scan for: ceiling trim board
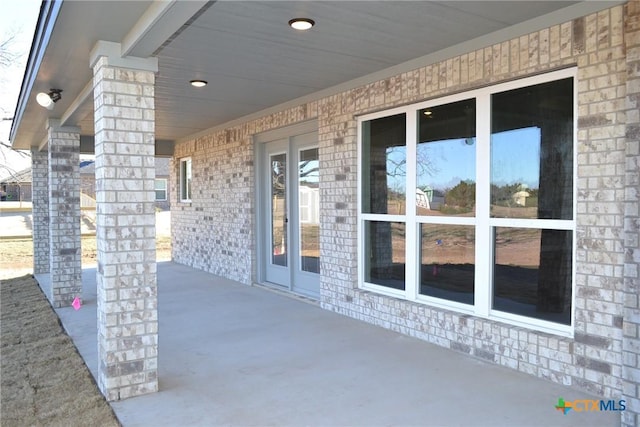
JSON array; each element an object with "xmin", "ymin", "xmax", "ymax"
[
  {"xmin": 122, "ymin": 0, "xmax": 211, "ymax": 58},
  {"xmin": 60, "ymin": 79, "xmax": 93, "ymax": 128}
]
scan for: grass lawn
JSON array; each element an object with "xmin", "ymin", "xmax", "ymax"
[
  {"xmin": 0, "ymin": 275, "xmax": 120, "ymax": 426},
  {"xmin": 0, "ymin": 236, "xmax": 172, "ymax": 280}
]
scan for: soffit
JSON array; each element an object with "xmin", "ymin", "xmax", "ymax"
[
  {"xmin": 151, "ymin": 1, "xmax": 579, "ymax": 141},
  {"xmin": 14, "ymin": 0, "xmax": 603, "ymax": 150}
]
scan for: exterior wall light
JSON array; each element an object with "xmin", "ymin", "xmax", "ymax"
[
  {"xmin": 288, "ymin": 18, "xmax": 315, "ymax": 31},
  {"xmin": 36, "ymin": 89, "xmax": 62, "ymax": 110},
  {"xmin": 190, "ymin": 80, "xmax": 208, "ymax": 88}
]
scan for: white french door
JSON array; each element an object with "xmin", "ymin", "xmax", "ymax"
[{"xmin": 261, "ymin": 131, "xmax": 319, "ymax": 298}]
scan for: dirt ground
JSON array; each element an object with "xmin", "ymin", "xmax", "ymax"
[
  {"xmin": 0, "ymin": 236, "xmax": 172, "ymax": 280},
  {"xmin": 0, "ymin": 275, "xmax": 120, "ymax": 426}
]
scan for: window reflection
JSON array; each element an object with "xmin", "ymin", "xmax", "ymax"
[
  {"xmin": 362, "ymin": 114, "xmax": 406, "ymax": 214},
  {"xmin": 491, "ymin": 78, "xmax": 573, "ymax": 220},
  {"xmin": 364, "ymin": 221, "xmax": 405, "ymax": 290},
  {"xmin": 271, "ymin": 154, "xmax": 287, "ymax": 267},
  {"xmin": 493, "ymin": 227, "xmax": 572, "ymax": 325},
  {"xmin": 419, "ymin": 224, "xmax": 474, "ymax": 304},
  {"xmin": 299, "ymin": 148, "xmax": 319, "ymax": 274},
  {"xmin": 417, "ymin": 99, "xmax": 476, "ymax": 217}
]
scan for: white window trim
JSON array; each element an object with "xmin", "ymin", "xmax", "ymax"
[
  {"xmin": 357, "ymin": 67, "xmax": 577, "ymax": 337},
  {"xmin": 179, "ymin": 157, "xmax": 192, "ymax": 203},
  {"xmin": 155, "ymin": 178, "xmax": 168, "ymax": 201}
]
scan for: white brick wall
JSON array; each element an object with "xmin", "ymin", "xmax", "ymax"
[
  {"xmin": 93, "ymin": 56, "xmax": 158, "ymax": 401},
  {"xmin": 47, "ymin": 123, "xmax": 81, "ymax": 308},
  {"xmin": 172, "ymin": 3, "xmax": 638, "ymax": 420},
  {"xmin": 31, "ymin": 148, "xmax": 49, "ymax": 274},
  {"xmin": 621, "ymin": 2, "xmax": 640, "ymax": 425}
]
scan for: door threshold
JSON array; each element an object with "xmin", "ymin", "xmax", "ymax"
[{"xmin": 252, "ymin": 281, "xmax": 320, "ymax": 306}]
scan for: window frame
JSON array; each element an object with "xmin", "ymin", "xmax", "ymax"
[
  {"xmin": 179, "ymin": 157, "xmax": 192, "ymax": 203},
  {"xmin": 154, "ymin": 178, "xmax": 168, "ymax": 201},
  {"xmin": 357, "ymin": 68, "xmax": 577, "ymax": 336}
]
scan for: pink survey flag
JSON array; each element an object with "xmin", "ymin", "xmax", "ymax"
[{"xmin": 72, "ymin": 297, "xmax": 82, "ymax": 311}]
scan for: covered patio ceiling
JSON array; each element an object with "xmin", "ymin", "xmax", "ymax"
[{"xmin": 10, "ymin": 0, "xmax": 617, "ymax": 152}]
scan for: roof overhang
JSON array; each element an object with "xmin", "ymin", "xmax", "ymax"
[{"xmin": 10, "ymin": 1, "xmax": 624, "ymax": 152}]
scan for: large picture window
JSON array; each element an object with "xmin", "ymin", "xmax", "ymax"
[{"xmin": 358, "ymin": 69, "xmax": 576, "ymax": 334}]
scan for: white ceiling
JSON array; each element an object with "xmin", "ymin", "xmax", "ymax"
[{"xmin": 13, "ymin": 0, "xmax": 616, "ymax": 151}]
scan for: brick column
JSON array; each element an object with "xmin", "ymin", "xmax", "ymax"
[
  {"xmin": 47, "ymin": 121, "xmax": 82, "ymax": 308},
  {"xmin": 622, "ymin": 1, "xmax": 640, "ymax": 426},
  {"xmin": 91, "ymin": 43, "xmax": 158, "ymax": 401},
  {"xmin": 31, "ymin": 148, "xmax": 49, "ymax": 274}
]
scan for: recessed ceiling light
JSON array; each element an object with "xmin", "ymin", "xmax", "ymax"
[
  {"xmin": 288, "ymin": 18, "xmax": 315, "ymax": 31},
  {"xmin": 423, "ymin": 110, "xmax": 432, "ymax": 116},
  {"xmin": 190, "ymin": 80, "xmax": 208, "ymax": 88}
]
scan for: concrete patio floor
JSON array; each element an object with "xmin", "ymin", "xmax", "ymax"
[{"xmin": 39, "ymin": 262, "xmax": 618, "ymax": 426}]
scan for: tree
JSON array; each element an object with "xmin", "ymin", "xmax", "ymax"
[
  {"xmin": 0, "ymin": 33, "xmax": 20, "ymax": 68},
  {"xmin": 445, "ymin": 180, "xmax": 475, "ymax": 210},
  {"xmin": 490, "ymin": 182, "xmax": 523, "ymax": 208},
  {"xmin": 0, "ymin": 28, "xmax": 30, "ymax": 178}
]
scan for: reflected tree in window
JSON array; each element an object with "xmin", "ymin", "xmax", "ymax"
[
  {"xmin": 271, "ymin": 154, "xmax": 287, "ymax": 266},
  {"xmin": 362, "ymin": 114, "xmax": 407, "ymax": 215},
  {"xmin": 299, "ymin": 148, "xmax": 320, "ymax": 274},
  {"xmin": 417, "ymin": 99, "xmax": 476, "ymax": 217},
  {"xmin": 361, "ymin": 114, "xmax": 406, "ymax": 288}
]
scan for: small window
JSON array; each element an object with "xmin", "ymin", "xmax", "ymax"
[
  {"xmin": 154, "ymin": 178, "xmax": 167, "ymax": 201},
  {"xmin": 180, "ymin": 158, "xmax": 192, "ymax": 202}
]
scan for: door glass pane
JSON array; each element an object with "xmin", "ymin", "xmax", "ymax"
[
  {"xmin": 493, "ymin": 227, "xmax": 572, "ymax": 325},
  {"xmin": 419, "ymin": 224, "xmax": 474, "ymax": 305},
  {"xmin": 299, "ymin": 148, "xmax": 319, "ymax": 274},
  {"xmin": 417, "ymin": 99, "xmax": 476, "ymax": 216},
  {"xmin": 491, "ymin": 78, "xmax": 573, "ymax": 219},
  {"xmin": 271, "ymin": 153, "xmax": 287, "ymax": 266},
  {"xmin": 364, "ymin": 221, "xmax": 405, "ymax": 290},
  {"xmin": 361, "ymin": 113, "xmax": 406, "ymax": 214}
]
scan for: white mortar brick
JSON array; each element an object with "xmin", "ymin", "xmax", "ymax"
[
  {"xmin": 94, "ymin": 57, "xmax": 158, "ymax": 402},
  {"xmin": 169, "ymin": 4, "xmax": 639, "ymax": 423}
]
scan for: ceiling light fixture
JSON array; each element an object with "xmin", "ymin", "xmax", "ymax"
[
  {"xmin": 190, "ymin": 80, "xmax": 208, "ymax": 88},
  {"xmin": 288, "ymin": 18, "xmax": 315, "ymax": 31},
  {"xmin": 36, "ymin": 89, "xmax": 62, "ymax": 110}
]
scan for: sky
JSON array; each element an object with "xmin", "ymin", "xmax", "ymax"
[
  {"xmin": 388, "ymin": 126, "xmax": 541, "ymax": 194},
  {"xmin": 0, "ymin": 0, "xmax": 41, "ymax": 178},
  {"xmin": 490, "ymin": 127, "xmax": 541, "ymax": 189}
]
